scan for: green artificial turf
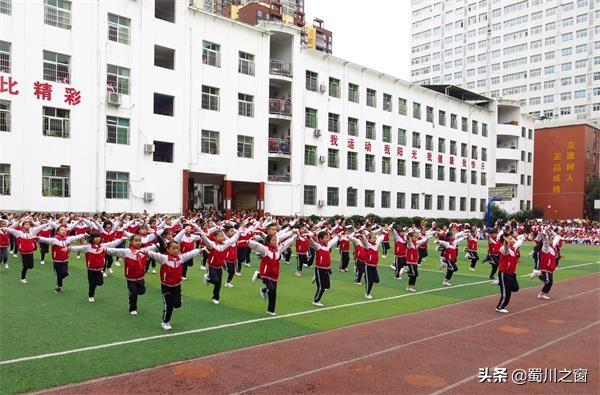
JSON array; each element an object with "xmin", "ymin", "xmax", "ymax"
[{"xmin": 0, "ymin": 242, "xmax": 598, "ymax": 393}]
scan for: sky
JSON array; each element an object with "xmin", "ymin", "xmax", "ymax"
[{"xmin": 305, "ymin": 0, "xmax": 412, "ymax": 81}]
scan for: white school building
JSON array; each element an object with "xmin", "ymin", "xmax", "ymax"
[{"xmin": 0, "ymin": 0, "xmax": 532, "ymax": 217}]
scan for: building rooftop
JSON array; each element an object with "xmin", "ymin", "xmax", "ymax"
[{"xmin": 422, "ymin": 85, "xmax": 492, "ymax": 104}]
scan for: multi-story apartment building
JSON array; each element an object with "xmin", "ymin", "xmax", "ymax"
[
  {"xmin": 410, "ymin": 0, "xmax": 600, "ymax": 121},
  {"xmin": 1, "ymin": 0, "xmax": 502, "ymax": 218}
]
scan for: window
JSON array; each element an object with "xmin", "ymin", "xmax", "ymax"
[
  {"xmin": 44, "ymin": 0, "xmax": 71, "ymax": 29},
  {"xmin": 328, "ymin": 77, "xmax": 340, "ymax": 98},
  {"xmin": 448, "ymin": 141, "xmax": 457, "ymax": 156},
  {"xmin": 397, "ymin": 159, "xmax": 406, "ymax": 176},
  {"xmin": 382, "ymin": 157, "xmax": 391, "ymax": 174},
  {"xmin": 472, "ymin": 120, "xmax": 479, "ymax": 135},
  {"xmin": 426, "ymin": 106, "xmax": 434, "ymax": 123},
  {"xmin": 413, "ymin": 102, "xmax": 421, "ymax": 119},
  {"xmin": 305, "ymin": 70, "xmax": 318, "ymax": 92},
  {"xmin": 482, "ymin": 147, "xmax": 487, "ymax": 161},
  {"xmin": 153, "ymin": 141, "xmax": 174, "ymax": 163},
  {"xmin": 481, "ymin": 172, "xmax": 487, "ymax": 185},
  {"xmin": 459, "ymin": 197, "xmax": 467, "ymax": 212},
  {"xmin": 397, "ymin": 192, "xmax": 406, "ymax": 209},
  {"xmin": 304, "ymin": 185, "xmax": 316, "ymax": 205},
  {"xmin": 154, "ymin": 45, "xmax": 175, "ymax": 70},
  {"xmin": 238, "ymin": 93, "xmax": 254, "ymax": 117},
  {"xmin": 425, "ymin": 135, "xmax": 433, "ymax": 151},
  {"xmin": 366, "ymin": 121, "xmax": 376, "ymax": 140},
  {"xmin": 201, "ymin": 86, "xmax": 219, "ymax": 111},
  {"xmin": 439, "ymin": 110, "xmax": 446, "ymax": 126},
  {"xmin": 42, "ymin": 165, "xmax": 70, "ymax": 197},
  {"xmin": 425, "ymin": 163, "xmax": 433, "ymax": 179},
  {"xmin": 461, "ymin": 117, "xmax": 468, "ymax": 132},
  {"xmin": 412, "ymin": 132, "xmax": 421, "ymax": 149},
  {"xmin": 365, "ymin": 154, "xmax": 375, "ymax": 172},
  {"xmin": 412, "ymin": 161, "xmax": 420, "ymax": 178},
  {"xmin": 348, "ymin": 83, "xmax": 359, "ymax": 103},
  {"xmin": 348, "ymin": 117, "xmax": 358, "ymax": 136},
  {"xmin": 0, "ymin": 41, "xmax": 10, "ymax": 73},
  {"xmin": 482, "ymin": 123, "xmax": 488, "ymax": 137},
  {"xmin": 108, "ymin": 13, "xmax": 130, "ymax": 45},
  {"xmin": 450, "ymin": 114, "xmax": 457, "ymax": 129},
  {"xmin": 202, "ymin": 41, "xmax": 221, "ymax": 67},
  {"xmin": 201, "ymin": 130, "xmax": 219, "ymax": 155},
  {"xmin": 460, "ymin": 169, "xmax": 467, "ymax": 183},
  {"xmin": 106, "ymin": 116, "xmax": 129, "ymax": 144},
  {"xmin": 365, "ymin": 190, "xmax": 375, "ymax": 208},
  {"xmin": 480, "ymin": 198, "xmax": 486, "ymax": 212},
  {"xmin": 0, "ymin": 163, "xmax": 9, "ymax": 195},
  {"xmin": 437, "ymin": 165, "xmax": 445, "ymax": 181},
  {"xmin": 327, "ymin": 148, "xmax": 339, "ymax": 168},
  {"xmin": 449, "ymin": 167, "xmax": 456, "ymax": 182},
  {"xmin": 155, "ymin": 0, "xmax": 175, "ymax": 22},
  {"xmin": 0, "ymin": 0, "xmax": 10, "ymax": 15},
  {"xmin": 237, "ymin": 135, "xmax": 253, "ymax": 158},
  {"xmin": 304, "ymin": 145, "xmax": 317, "ymax": 166},
  {"xmin": 398, "ymin": 128, "xmax": 407, "ymax": 145},
  {"xmin": 382, "ymin": 125, "xmax": 392, "ymax": 143},
  {"xmin": 42, "ymin": 107, "xmax": 69, "ymax": 138},
  {"xmin": 154, "ymin": 93, "xmax": 174, "ymax": 116},
  {"xmin": 436, "ymin": 195, "xmax": 445, "ymax": 210},
  {"xmin": 366, "ymin": 88, "xmax": 377, "ymax": 107},
  {"xmin": 327, "ymin": 187, "xmax": 339, "ymax": 206},
  {"xmin": 305, "ymin": 108, "xmax": 318, "ymax": 129},
  {"xmin": 43, "ymin": 51, "xmax": 70, "ymax": 84},
  {"xmin": 471, "ymin": 170, "xmax": 477, "ymax": 184},
  {"xmin": 449, "ymin": 196, "xmax": 456, "ymax": 211},
  {"xmin": 238, "ymin": 52, "xmax": 255, "ymax": 76},
  {"xmin": 107, "ymin": 64, "xmax": 130, "ymax": 94},
  {"xmin": 398, "ymin": 98, "xmax": 407, "ymax": 115},
  {"xmin": 0, "ymin": 100, "xmax": 10, "ymax": 132},
  {"xmin": 347, "ymin": 188, "xmax": 357, "ymax": 207},
  {"xmin": 471, "ymin": 145, "xmax": 478, "ymax": 159},
  {"xmin": 527, "ymin": 175, "xmax": 531, "ymax": 186},
  {"xmin": 383, "ymin": 94, "xmax": 392, "ymax": 112},
  {"xmin": 381, "ymin": 191, "xmax": 391, "ymax": 208},
  {"xmin": 424, "ymin": 194, "xmax": 432, "ymax": 210},
  {"xmin": 328, "ymin": 113, "xmax": 340, "ymax": 133},
  {"xmin": 461, "ymin": 143, "xmax": 469, "ymax": 158},
  {"xmin": 347, "ymin": 152, "xmax": 358, "ymax": 170},
  {"xmin": 411, "ymin": 193, "xmax": 420, "ymax": 209},
  {"xmin": 106, "ymin": 171, "xmax": 129, "ymax": 199}
]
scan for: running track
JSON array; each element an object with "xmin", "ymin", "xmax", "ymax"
[{"xmin": 40, "ymin": 273, "xmax": 599, "ymax": 394}]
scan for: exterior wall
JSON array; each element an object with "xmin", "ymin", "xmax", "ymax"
[
  {"xmin": 533, "ymin": 123, "xmax": 600, "ymax": 219},
  {"xmin": 409, "ymin": 0, "xmax": 600, "ymax": 121}
]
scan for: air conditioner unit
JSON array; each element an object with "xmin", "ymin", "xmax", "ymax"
[
  {"xmin": 317, "ymin": 200, "xmax": 325, "ymax": 207},
  {"xmin": 143, "ymin": 192, "xmax": 154, "ymax": 202},
  {"xmin": 318, "ymin": 155, "xmax": 326, "ymax": 164},
  {"xmin": 319, "ymin": 83, "xmax": 327, "ymax": 94},
  {"xmin": 107, "ymin": 92, "xmax": 122, "ymax": 106},
  {"xmin": 143, "ymin": 144, "xmax": 155, "ymax": 154},
  {"xmin": 314, "ymin": 129, "xmax": 322, "ymax": 137}
]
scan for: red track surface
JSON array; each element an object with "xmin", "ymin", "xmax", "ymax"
[{"xmin": 42, "ymin": 273, "xmax": 599, "ymax": 394}]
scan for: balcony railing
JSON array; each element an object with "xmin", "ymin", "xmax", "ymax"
[
  {"xmin": 270, "ymin": 60, "xmax": 293, "ymax": 78},
  {"xmin": 268, "ymin": 138, "xmax": 291, "ymax": 155},
  {"xmin": 268, "ymin": 174, "xmax": 291, "ymax": 182},
  {"xmin": 269, "ymin": 99, "xmax": 292, "ymax": 117}
]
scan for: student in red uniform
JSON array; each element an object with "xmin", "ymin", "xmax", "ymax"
[
  {"xmin": 248, "ymin": 232, "xmax": 297, "ymax": 316},
  {"xmin": 106, "ymin": 235, "xmax": 150, "ymax": 314},
  {"xmin": 83, "ymin": 217, "xmax": 122, "ymax": 276},
  {"xmin": 222, "ymin": 225, "xmax": 243, "ymax": 288},
  {"xmin": 465, "ymin": 228, "xmax": 480, "ymax": 271},
  {"xmin": 399, "ymin": 230, "xmax": 432, "ymax": 292},
  {"xmin": 0, "ymin": 218, "xmax": 10, "ymax": 269},
  {"xmin": 349, "ymin": 230, "xmax": 367, "ymax": 285},
  {"xmin": 309, "ymin": 231, "xmax": 339, "ymax": 307},
  {"xmin": 381, "ymin": 224, "xmax": 391, "ymax": 258},
  {"xmin": 5, "ymin": 218, "xmax": 51, "ymax": 283},
  {"xmin": 359, "ymin": 231, "xmax": 385, "ymax": 299},
  {"xmin": 337, "ymin": 230, "xmax": 351, "ymax": 272},
  {"xmin": 391, "ymin": 225, "xmax": 407, "ymax": 280},
  {"xmin": 537, "ymin": 230, "xmax": 558, "ymax": 300},
  {"xmin": 435, "ymin": 231, "xmax": 466, "ymax": 287},
  {"xmin": 37, "ymin": 225, "xmax": 87, "ymax": 293},
  {"xmin": 236, "ymin": 223, "xmax": 254, "ymax": 274},
  {"xmin": 198, "ymin": 227, "xmax": 239, "ymax": 304},
  {"xmin": 495, "ymin": 233, "xmax": 524, "ymax": 313},
  {"xmin": 143, "ymin": 241, "xmax": 203, "ymax": 330},
  {"xmin": 72, "ymin": 221, "xmax": 90, "ymax": 260},
  {"xmin": 174, "ymin": 225, "xmax": 202, "ymax": 280},
  {"xmin": 486, "ymin": 228, "xmax": 502, "ymax": 283},
  {"xmin": 37, "ymin": 220, "xmax": 53, "ymax": 265},
  {"xmin": 294, "ymin": 226, "xmax": 311, "ymax": 277}
]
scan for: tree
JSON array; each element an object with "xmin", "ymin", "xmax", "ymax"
[{"xmin": 585, "ymin": 178, "xmax": 600, "ymax": 220}]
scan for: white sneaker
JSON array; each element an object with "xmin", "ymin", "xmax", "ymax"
[
  {"xmin": 152, "ymin": 268, "xmax": 157, "ymax": 274},
  {"xmin": 354, "ymin": 281, "xmax": 362, "ymax": 285},
  {"xmin": 364, "ymin": 293, "xmax": 373, "ymax": 299},
  {"xmin": 303, "ymin": 264, "xmax": 308, "ymax": 268},
  {"xmin": 399, "ymin": 267, "xmax": 407, "ymax": 277},
  {"xmin": 395, "ymin": 275, "xmax": 403, "ymax": 280},
  {"xmin": 88, "ymin": 297, "xmax": 95, "ymax": 303},
  {"xmin": 382, "ymin": 255, "xmax": 387, "ymax": 259},
  {"xmin": 12, "ymin": 254, "xmax": 18, "ymax": 258},
  {"xmin": 103, "ymin": 272, "xmax": 108, "ymax": 277},
  {"xmin": 468, "ymin": 267, "xmax": 476, "ymax": 272},
  {"xmin": 267, "ymin": 311, "xmax": 276, "ymax": 316},
  {"xmin": 439, "ymin": 262, "xmax": 447, "ymax": 270},
  {"xmin": 212, "ymin": 299, "xmax": 220, "ymax": 305},
  {"xmin": 3, "ymin": 264, "xmax": 8, "ymax": 269},
  {"xmin": 130, "ymin": 310, "xmax": 138, "ymax": 315},
  {"xmin": 529, "ymin": 270, "xmax": 542, "ymax": 279},
  {"xmin": 252, "ymin": 271, "xmax": 259, "ymax": 283},
  {"xmin": 182, "ymin": 276, "xmax": 187, "ymax": 281},
  {"xmin": 464, "ymin": 253, "xmax": 470, "ymax": 259},
  {"xmin": 259, "ymin": 288, "xmax": 267, "ymax": 300},
  {"xmin": 20, "ymin": 278, "xmax": 27, "ymax": 284},
  {"xmin": 161, "ymin": 322, "xmax": 172, "ymax": 330},
  {"xmin": 200, "ymin": 265, "xmax": 207, "ymax": 271},
  {"xmin": 312, "ymin": 301, "xmax": 324, "ymax": 307},
  {"xmin": 224, "ymin": 282, "xmax": 233, "ymax": 288},
  {"xmin": 108, "ymin": 268, "xmax": 114, "ymax": 274},
  {"xmin": 40, "ymin": 260, "xmax": 45, "ymax": 265},
  {"xmin": 406, "ymin": 286, "xmax": 416, "ymax": 292},
  {"xmin": 77, "ymin": 255, "xmax": 81, "ymax": 259},
  {"xmin": 537, "ymin": 293, "xmax": 550, "ymax": 300},
  {"xmin": 389, "ymin": 264, "xmax": 396, "ymax": 270},
  {"xmin": 490, "ymin": 279, "xmax": 499, "ymax": 285},
  {"xmin": 495, "ymin": 308, "xmax": 509, "ymax": 314},
  {"xmin": 203, "ymin": 274, "xmax": 209, "ymax": 286},
  {"xmin": 244, "ymin": 263, "xmax": 251, "ymax": 267},
  {"xmin": 235, "ymin": 272, "xmax": 242, "ymax": 276},
  {"xmin": 114, "ymin": 261, "xmax": 121, "ymax": 267},
  {"xmin": 442, "ymin": 280, "xmax": 452, "ymax": 287}
]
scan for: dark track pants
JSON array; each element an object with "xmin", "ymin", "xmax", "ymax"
[
  {"xmin": 21, "ymin": 253, "xmax": 34, "ymax": 279},
  {"xmin": 261, "ymin": 278, "xmax": 277, "ymax": 313},
  {"xmin": 208, "ymin": 266, "xmax": 223, "ymax": 301},
  {"xmin": 161, "ymin": 284, "xmax": 182, "ymax": 323},
  {"xmin": 339, "ymin": 251, "xmax": 350, "ymax": 270},
  {"xmin": 87, "ymin": 269, "xmax": 104, "ymax": 297},
  {"xmin": 127, "ymin": 279, "xmax": 146, "ymax": 312},
  {"xmin": 53, "ymin": 261, "xmax": 69, "ymax": 287},
  {"xmin": 445, "ymin": 260, "xmax": 458, "ymax": 280},
  {"xmin": 354, "ymin": 259, "xmax": 365, "ymax": 284},
  {"xmin": 407, "ymin": 263, "xmax": 419, "ymax": 286},
  {"xmin": 394, "ymin": 256, "xmax": 406, "ymax": 278},
  {"xmin": 314, "ymin": 267, "xmax": 330, "ymax": 303},
  {"xmin": 540, "ymin": 271, "xmax": 554, "ymax": 294},
  {"xmin": 497, "ymin": 272, "xmax": 519, "ymax": 309},
  {"xmin": 364, "ymin": 265, "xmax": 379, "ymax": 295}
]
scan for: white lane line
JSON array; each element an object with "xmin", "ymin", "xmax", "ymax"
[
  {"xmin": 1, "ymin": 262, "xmax": 597, "ymax": 366},
  {"xmin": 233, "ymin": 288, "xmax": 600, "ymax": 395},
  {"xmin": 429, "ymin": 320, "xmax": 600, "ymax": 395}
]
